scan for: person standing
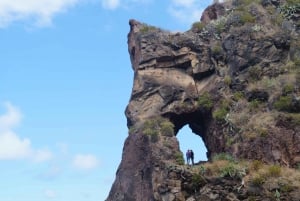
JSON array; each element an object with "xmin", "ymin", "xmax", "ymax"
[
  {"xmin": 190, "ymin": 150, "xmax": 194, "ymax": 166},
  {"xmin": 186, "ymin": 150, "xmax": 191, "ymax": 165}
]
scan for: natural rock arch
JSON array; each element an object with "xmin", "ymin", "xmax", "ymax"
[
  {"xmin": 176, "ymin": 125, "xmax": 208, "ymax": 163},
  {"xmin": 107, "ymin": 1, "xmax": 300, "ymax": 197}
]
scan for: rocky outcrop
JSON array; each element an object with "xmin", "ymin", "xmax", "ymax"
[{"xmin": 107, "ymin": 0, "xmax": 300, "ymax": 200}]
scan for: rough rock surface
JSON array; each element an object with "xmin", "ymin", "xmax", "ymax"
[{"xmin": 107, "ymin": 1, "xmax": 300, "ymax": 200}]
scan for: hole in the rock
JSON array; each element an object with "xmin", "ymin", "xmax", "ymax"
[{"xmin": 177, "ymin": 125, "xmax": 208, "ymax": 164}]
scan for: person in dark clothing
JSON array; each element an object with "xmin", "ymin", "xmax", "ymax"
[
  {"xmin": 190, "ymin": 150, "xmax": 194, "ymax": 165},
  {"xmin": 186, "ymin": 150, "xmax": 191, "ymax": 165}
]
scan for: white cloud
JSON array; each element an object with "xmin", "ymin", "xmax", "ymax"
[
  {"xmin": 101, "ymin": 0, "xmax": 120, "ymax": 10},
  {"xmin": 0, "ymin": 0, "xmax": 81, "ymax": 27},
  {"xmin": 0, "ymin": 102, "xmax": 31, "ymax": 159},
  {"xmin": 0, "ymin": 102, "xmax": 53, "ymax": 162},
  {"xmin": 0, "ymin": 130, "xmax": 32, "ymax": 159},
  {"xmin": 0, "ymin": 101, "xmax": 22, "ymax": 130},
  {"xmin": 44, "ymin": 189, "xmax": 57, "ymax": 198},
  {"xmin": 168, "ymin": 0, "xmax": 208, "ymax": 25},
  {"xmin": 73, "ymin": 154, "xmax": 98, "ymax": 170}
]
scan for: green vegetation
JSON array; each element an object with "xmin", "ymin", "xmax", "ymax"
[
  {"xmin": 142, "ymin": 117, "xmax": 175, "ymax": 142},
  {"xmin": 290, "ymin": 114, "xmax": 300, "ymax": 126},
  {"xmin": 239, "ymin": 0, "xmax": 261, "ymax": 5},
  {"xmin": 248, "ymin": 66, "xmax": 262, "ymax": 81},
  {"xmin": 251, "ymin": 174, "xmax": 265, "ymax": 186},
  {"xmin": 273, "ymin": 95, "xmax": 293, "ymax": 112},
  {"xmin": 219, "ymin": 163, "xmax": 238, "ymax": 177},
  {"xmin": 268, "ymin": 165, "xmax": 282, "ymax": 177},
  {"xmin": 280, "ymin": 1, "xmax": 300, "ymax": 20},
  {"xmin": 224, "ymin": 75, "xmax": 232, "ymax": 86},
  {"xmin": 129, "ymin": 126, "xmax": 138, "ymax": 135},
  {"xmin": 175, "ymin": 152, "xmax": 185, "ymax": 165},
  {"xmin": 160, "ymin": 120, "xmax": 175, "ymax": 137},
  {"xmin": 251, "ymin": 160, "xmax": 263, "ymax": 171},
  {"xmin": 213, "ymin": 107, "xmax": 228, "ymax": 122},
  {"xmin": 283, "ymin": 84, "xmax": 294, "ymax": 95},
  {"xmin": 211, "ymin": 43, "xmax": 222, "ymax": 56},
  {"xmin": 191, "ymin": 173, "xmax": 205, "ymax": 189},
  {"xmin": 212, "ymin": 153, "xmax": 236, "ymax": 163},
  {"xmin": 213, "ymin": 100, "xmax": 230, "ymax": 122},
  {"xmin": 240, "ymin": 12, "xmax": 256, "ymax": 24},
  {"xmin": 197, "ymin": 92, "xmax": 213, "ymax": 110},
  {"xmin": 191, "ymin": 22, "xmax": 205, "ymax": 32},
  {"xmin": 249, "ymin": 100, "xmax": 262, "ymax": 112},
  {"xmin": 140, "ymin": 25, "xmax": 157, "ymax": 33},
  {"xmin": 233, "ymin": 92, "xmax": 244, "ymax": 101}
]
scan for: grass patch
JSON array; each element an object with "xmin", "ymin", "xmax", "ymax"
[
  {"xmin": 273, "ymin": 95, "xmax": 293, "ymax": 112},
  {"xmin": 198, "ymin": 92, "xmax": 213, "ymax": 110},
  {"xmin": 240, "ymin": 12, "xmax": 256, "ymax": 24},
  {"xmin": 142, "ymin": 117, "xmax": 175, "ymax": 142},
  {"xmin": 213, "ymin": 100, "xmax": 230, "ymax": 122},
  {"xmin": 267, "ymin": 165, "xmax": 282, "ymax": 177},
  {"xmin": 175, "ymin": 152, "xmax": 185, "ymax": 165},
  {"xmin": 212, "ymin": 153, "xmax": 236, "ymax": 163},
  {"xmin": 191, "ymin": 22, "xmax": 205, "ymax": 32},
  {"xmin": 251, "ymin": 174, "xmax": 265, "ymax": 187},
  {"xmin": 140, "ymin": 25, "xmax": 157, "ymax": 33}
]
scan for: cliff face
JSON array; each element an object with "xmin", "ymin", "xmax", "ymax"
[{"xmin": 107, "ymin": 0, "xmax": 300, "ymax": 200}]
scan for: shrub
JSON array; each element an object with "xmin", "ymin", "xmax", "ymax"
[
  {"xmin": 251, "ymin": 160, "xmax": 263, "ymax": 171},
  {"xmin": 211, "ymin": 44, "xmax": 222, "ymax": 56},
  {"xmin": 290, "ymin": 114, "xmax": 300, "ymax": 126},
  {"xmin": 240, "ymin": 12, "xmax": 256, "ymax": 24},
  {"xmin": 142, "ymin": 117, "xmax": 174, "ymax": 142},
  {"xmin": 251, "ymin": 174, "xmax": 265, "ymax": 186},
  {"xmin": 280, "ymin": 2, "xmax": 300, "ymax": 20},
  {"xmin": 224, "ymin": 75, "xmax": 232, "ymax": 86},
  {"xmin": 213, "ymin": 100, "xmax": 230, "ymax": 122},
  {"xmin": 283, "ymin": 84, "xmax": 294, "ymax": 95},
  {"xmin": 212, "ymin": 153, "xmax": 236, "ymax": 163},
  {"xmin": 257, "ymin": 127, "xmax": 268, "ymax": 137},
  {"xmin": 233, "ymin": 92, "xmax": 244, "ymax": 101},
  {"xmin": 219, "ymin": 163, "xmax": 236, "ymax": 177},
  {"xmin": 248, "ymin": 66, "xmax": 262, "ymax": 81},
  {"xmin": 160, "ymin": 120, "xmax": 174, "ymax": 137},
  {"xmin": 213, "ymin": 107, "xmax": 228, "ymax": 121},
  {"xmin": 140, "ymin": 25, "xmax": 157, "ymax": 33},
  {"xmin": 268, "ymin": 165, "xmax": 281, "ymax": 177},
  {"xmin": 175, "ymin": 152, "xmax": 185, "ymax": 165},
  {"xmin": 143, "ymin": 127, "xmax": 159, "ymax": 142},
  {"xmin": 249, "ymin": 100, "xmax": 261, "ymax": 111},
  {"xmin": 197, "ymin": 92, "xmax": 213, "ymax": 109},
  {"xmin": 273, "ymin": 95, "xmax": 293, "ymax": 112},
  {"xmin": 191, "ymin": 22, "xmax": 205, "ymax": 32},
  {"xmin": 280, "ymin": 183, "xmax": 293, "ymax": 192},
  {"xmin": 129, "ymin": 126, "xmax": 138, "ymax": 135},
  {"xmin": 192, "ymin": 173, "xmax": 205, "ymax": 189}
]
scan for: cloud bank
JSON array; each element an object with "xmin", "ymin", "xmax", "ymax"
[{"xmin": 0, "ymin": 0, "xmax": 81, "ymax": 27}]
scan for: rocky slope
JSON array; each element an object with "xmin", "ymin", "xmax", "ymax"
[{"xmin": 106, "ymin": 0, "xmax": 300, "ymax": 200}]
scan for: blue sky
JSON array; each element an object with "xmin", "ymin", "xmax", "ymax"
[{"xmin": 0, "ymin": 0, "xmax": 214, "ymax": 200}]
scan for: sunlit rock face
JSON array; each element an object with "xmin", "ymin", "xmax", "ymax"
[{"xmin": 106, "ymin": 1, "xmax": 300, "ymax": 200}]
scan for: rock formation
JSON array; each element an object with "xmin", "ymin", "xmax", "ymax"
[{"xmin": 106, "ymin": 0, "xmax": 300, "ymax": 200}]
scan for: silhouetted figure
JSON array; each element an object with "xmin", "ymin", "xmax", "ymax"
[
  {"xmin": 186, "ymin": 150, "xmax": 191, "ymax": 165},
  {"xmin": 190, "ymin": 150, "xmax": 194, "ymax": 166}
]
